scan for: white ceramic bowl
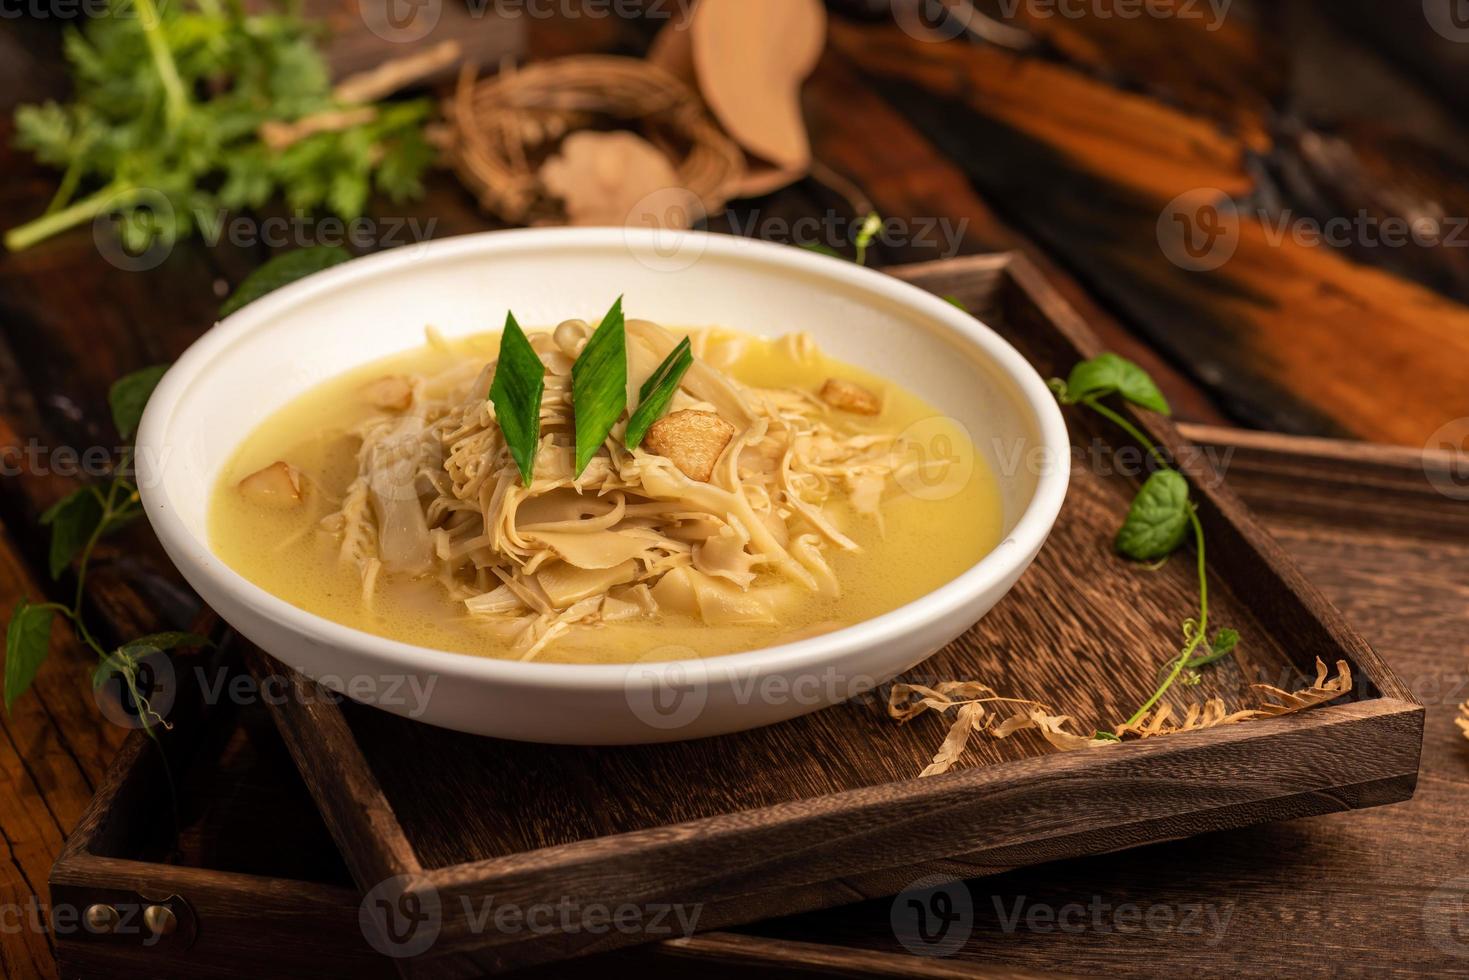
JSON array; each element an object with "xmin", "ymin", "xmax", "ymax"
[{"xmin": 137, "ymin": 229, "xmax": 1069, "ymax": 744}]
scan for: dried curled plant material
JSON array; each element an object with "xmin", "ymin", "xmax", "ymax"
[
  {"xmin": 893, "ymin": 658, "xmax": 1356, "ymax": 777},
  {"xmin": 1114, "ymin": 698, "xmax": 1254, "ymax": 739},
  {"xmin": 993, "ymin": 710, "xmax": 1115, "ymax": 752},
  {"xmin": 924, "ymin": 701, "xmax": 988, "ymax": 778},
  {"xmin": 1245, "ymin": 658, "xmax": 1353, "ymax": 716},
  {"xmin": 1117, "ymin": 659, "xmax": 1353, "ymax": 739},
  {"xmin": 889, "ymin": 682, "xmax": 1000, "ymax": 777},
  {"xmin": 1458, "ymin": 702, "xmax": 1469, "ymax": 742},
  {"xmin": 887, "ymin": 681, "xmax": 1107, "ymax": 776},
  {"xmin": 888, "ymin": 681, "xmax": 998, "ymax": 723}
]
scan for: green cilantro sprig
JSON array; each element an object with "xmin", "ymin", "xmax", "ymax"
[
  {"xmin": 1050, "ymin": 354, "xmax": 1238, "ymax": 734},
  {"xmin": 6, "ymin": 0, "xmax": 433, "ymax": 254}
]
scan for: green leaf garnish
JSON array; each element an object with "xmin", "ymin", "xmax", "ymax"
[
  {"xmin": 1115, "ymin": 469, "xmax": 1191, "ymax": 561},
  {"xmin": 1063, "ymin": 353, "xmax": 1170, "ymax": 415},
  {"xmin": 220, "ymin": 246, "xmax": 352, "ymax": 317},
  {"xmin": 571, "ymin": 297, "xmax": 628, "ymax": 476},
  {"xmin": 5, "ymin": 600, "xmax": 55, "ymax": 715},
  {"xmin": 108, "ymin": 364, "xmax": 169, "ymax": 440},
  {"xmin": 626, "ymin": 338, "xmax": 693, "ymax": 450},
  {"xmin": 488, "ymin": 312, "xmax": 545, "ymax": 487}
]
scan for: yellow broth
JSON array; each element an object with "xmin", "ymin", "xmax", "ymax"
[{"xmin": 209, "ymin": 330, "xmax": 1004, "ymax": 663}]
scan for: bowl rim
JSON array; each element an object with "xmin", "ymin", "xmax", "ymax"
[{"xmin": 137, "ymin": 228, "xmax": 1071, "ymax": 691}]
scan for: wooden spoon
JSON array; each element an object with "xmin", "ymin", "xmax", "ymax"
[{"xmin": 688, "ymin": 0, "xmax": 826, "ymax": 175}]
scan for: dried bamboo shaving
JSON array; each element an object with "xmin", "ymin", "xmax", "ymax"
[
  {"xmin": 891, "ymin": 658, "xmax": 1356, "ymax": 777},
  {"xmin": 1245, "ymin": 658, "xmax": 1354, "ymax": 716}
]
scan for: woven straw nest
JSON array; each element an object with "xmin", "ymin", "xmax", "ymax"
[{"xmin": 442, "ymin": 56, "xmax": 746, "ymax": 226}]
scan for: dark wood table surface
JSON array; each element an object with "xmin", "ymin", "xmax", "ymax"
[{"xmin": 1, "ymin": 3, "xmax": 1467, "ymax": 977}]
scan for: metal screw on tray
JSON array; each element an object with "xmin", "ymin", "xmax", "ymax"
[
  {"xmin": 83, "ymin": 904, "xmax": 119, "ymax": 934},
  {"xmin": 144, "ymin": 905, "xmax": 178, "ymax": 939}
]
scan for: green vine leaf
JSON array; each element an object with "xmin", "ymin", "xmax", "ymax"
[
  {"xmin": 1051, "ymin": 352, "xmax": 1238, "ymax": 736},
  {"xmin": 1065, "ymin": 353, "xmax": 1171, "ymax": 415},
  {"xmin": 4, "ymin": 600, "xmax": 55, "ymax": 714},
  {"xmin": 120, "ymin": 631, "xmax": 210, "ymax": 656},
  {"xmin": 1115, "ymin": 469, "xmax": 1191, "ymax": 561},
  {"xmin": 219, "ymin": 246, "xmax": 352, "ymax": 317},
  {"xmin": 108, "ymin": 364, "xmax": 169, "ymax": 440},
  {"xmin": 94, "ymin": 632, "xmax": 209, "ymax": 689},
  {"xmin": 40, "ymin": 488, "xmax": 103, "ymax": 579}
]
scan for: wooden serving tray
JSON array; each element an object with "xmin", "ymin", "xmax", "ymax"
[
  {"xmin": 59, "ymin": 255, "xmax": 1424, "ymax": 976},
  {"xmin": 51, "ymin": 422, "xmax": 1459, "ymax": 978}
]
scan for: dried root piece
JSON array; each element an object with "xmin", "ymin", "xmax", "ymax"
[
  {"xmin": 643, "ymin": 410, "xmax": 735, "ymax": 482},
  {"xmin": 238, "ymin": 461, "xmax": 305, "ymax": 507},
  {"xmin": 360, "ymin": 375, "xmax": 414, "ymax": 412},
  {"xmin": 538, "ymin": 130, "xmax": 683, "ymax": 228},
  {"xmin": 818, "ymin": 378, "xmax": 881, "ymax": 415}
]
